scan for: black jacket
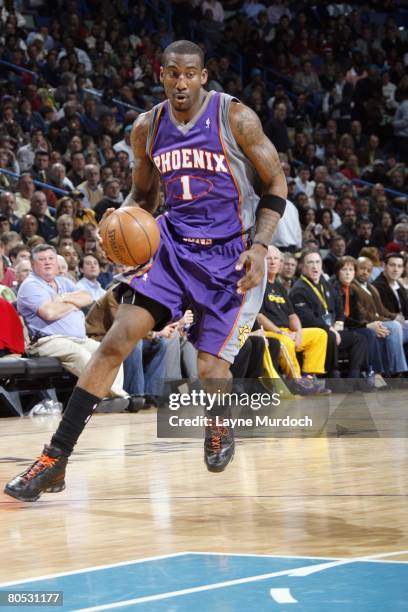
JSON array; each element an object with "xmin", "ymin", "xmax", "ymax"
[
  {"xmin": 372, "ymin": 272, "xmax": 408, "ymax": 318},
  {"xmin": 290, "ymin": 275, "xmax": 343, "ymax": 331},
  {"xmin": 330, "ymin": 278, "xmax": 363, "ymax": 329},
  {"xmin": 323, "ymin": 252, "xmax": 338, "ymax": 277}
]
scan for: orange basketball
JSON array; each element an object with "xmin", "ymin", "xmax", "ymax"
[{"xmin": 99, "ymin": 207, "xmax": 160, "ymax": 266}]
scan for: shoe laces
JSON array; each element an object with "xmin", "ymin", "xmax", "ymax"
[
  {"xmin": 208, "ymin": 425, "xmax": 230, "ymax": 451},
  {"xmin": 22, "ymin": 454, "xmax": 58, "ymax": 481}
]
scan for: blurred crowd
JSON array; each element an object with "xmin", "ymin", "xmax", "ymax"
[{"xmin": 0, "ymin": 0, "xmax": 407, "ymax": 398}]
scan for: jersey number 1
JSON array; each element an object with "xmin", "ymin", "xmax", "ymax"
[{"xmin": 180, "ymin": 175, "xmax": 192, "ymax": 200}]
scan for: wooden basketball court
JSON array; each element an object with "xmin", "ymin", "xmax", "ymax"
[{"xmin": 1, "ymin": 393, "xmax": 408, "ymax": 609}]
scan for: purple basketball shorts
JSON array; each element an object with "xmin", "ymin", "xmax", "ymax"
[{"xmin": 128, "ymin": 215, "xmax": 266, "ymax": 363}]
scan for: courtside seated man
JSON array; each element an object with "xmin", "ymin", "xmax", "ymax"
[{"xmin": 5, "ymin": 40, "xmax": 287, "ymax": 502}]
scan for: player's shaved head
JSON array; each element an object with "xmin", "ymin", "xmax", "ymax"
[{"xmin": 162, "ymin": 40, "xmax": 204, "ymax": 68}]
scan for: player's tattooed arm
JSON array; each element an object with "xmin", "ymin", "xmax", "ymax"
[
  {"xmin": 230, "ymin": 102, "xmax": 288, "ymax": 292},
  {"xmin": 230, "ymin": 102, "xmax": 287, "ymax": 241},
  {"xmin": 122, "ymin": 111, "xmax": 160, "ymax": 213}
]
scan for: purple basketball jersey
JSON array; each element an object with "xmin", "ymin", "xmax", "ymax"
[
  {"xmin": 125, "ymin": 91, "xmax": 266, "ymax": 362},
  {"xmin": 148, "ymin": 91, "xmax": 256, "ymax": 240}
]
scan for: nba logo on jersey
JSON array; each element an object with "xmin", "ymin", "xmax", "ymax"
[{"xmin": 205, "ymin": 117, "xmax": 211, "ymax": 129}]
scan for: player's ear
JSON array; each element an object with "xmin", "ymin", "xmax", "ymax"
[
  {"xmin": 201, "ymin": 68, "xmax": 208, "ymax": 86},
  {"xmin": 159, "ymin": 67, "xmax": 164, "ymax": 83}
]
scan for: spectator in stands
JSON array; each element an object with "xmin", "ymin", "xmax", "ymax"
[
  {"xmin": 30, "ymin": 149, "xmax": 50, "ymax": 183},
  {"xmin": 291, "ymin": 249, "xmax": 368, "ymax": 380},
  {"xmin": 94, "ymin": 178, "xmax": 123, "ymax": 221},
  {"xmin": 0, "ymin": 214, "xmax": 10, "ymax": 235},
  {"xmin": 264, "ymin": 102, "xmax": 290, "ymax": 154},
  {"xmin": 278, "ymin": 252, "xmax": 298, "ymax": 291},
  {"xmin": 384, "ymin": 223, "xmax": 408, "ymax": 256},
  {"xmin": 331, "ymin": 256, "xmax": 388, "ymax": 383},
  {"xmin": 14, "ymin": 259, "xmax": 32, "ymax": 292},
  {"xmin": 355, "ymin": 198, "xmax": 372, "ymax": 223},
  {"xmin": 29, "ymin": 191, "xmax": 57, "ymax": 242},
  {"xmin": 57, "ymin": 255, "xmax": 69, "ymax": 277},
  {"xmin": 15, "ymin": 173, "xmax": 35, "ymax": 218},
  {"xmin": 50, "ymin": 214, "xmax": 74, "ymax": 248},
  {"xmin": 373, "ymin": 254, "xmax": 408, "ymax": 345},
  {"xmin": 80, "ymin": 98, "xmax": 100, "ymax": 139},
  {"xmin": 0, "ymin": 191, "xmax": 18, "ymax": 229},
  {"xmin": 293, "ymin": 60, "xmax": 322, "ymax": 100},
  {"xmin": 315, "ymin": 208, "xmax": 337, "ymax": 249},
  {"xmin": 358, "ymin": 246, "xmax": 383, "ymax": 281},
  {"xmin": 230, "ymin": 332, "xmax": 275, "ymax": 386},
  {"xmin": 71, "ymin": 191, "xmax": 97, "ymax": 228},
  {"xmin": 1, "ymin": 231, "xmax": 22, "ymax": 258},
  {"xmin": 295, "ymin": 165, "xmax": 314, "ymax": 199},
  {"xmin": 309, "ymin": 182, "xmax": 328, "ymax": 210},
  {"xmin": 76, "ymin": 253, "xmax": 106, "ymax": 301},
  {"xmin": 258, "ymin": 246, "xmax": 328, "ymax": 394},
  {"xmin": 354, "ymin": 256, "xmax": 408, "ymax": 377},
  {"xmin": 17, "ymin": 244, "xmax": 126, "ymax": 397},
  {"xmin": 17, "ymin": 128, "xmax": 48, "ymax": 173},
  {"xmin": 337, "ymin": 207, "xmax": 358, "ymax": 244},
  {"xmin": 113, "ymin": 125, "xmax": 134, "ymax": 163},
  {"xmin": 77, "ymin": 164, "xmax": 103, "ymax": 210},
  {"xmin": 8, "ymin": 244, "xmax": 30, "ymax": 269},
  {"xmin": 67, "ymin": 151, "xmax": 86, "ymax": 187},
  {"xmin": 0, "ymin": 239, "xmax": 15, "ymax": 287},
  {"xmin": 19, "ymin": 214, "xmax": 39, "ymax": 243},
  {"xmin": 59, "ymin": 244, "xmax": 80, "ymax": 282},
  {"xmin": 55, "ymin": 197, "xmax": 75, "ymax": 219},
  {"xmin": 163, "ymin": 311, "xmax": 198, "ymax": 382},
  {"xmin": 347, "ymin": 220, "xmax": 374, "ymax": 258},
  {"xmin": 323, "ymin": 193, "xmax": 341, "ymax": 229},
  {"xmin": 48, "ymin": 163, "xmax": 74, "ymax": 192}
]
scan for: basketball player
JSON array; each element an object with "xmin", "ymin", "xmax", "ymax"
[{"xmin": 5, "ymin": 40, "xmax": 287, "ymax": 501}]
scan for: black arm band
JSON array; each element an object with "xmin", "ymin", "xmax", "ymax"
[
  {"xmin": 257, "ymin": 194, "xmax": 286, "ymax": 216},
  {"xmin": 252, "ymin": 240, "xmax": 269, "ymax": 250}
]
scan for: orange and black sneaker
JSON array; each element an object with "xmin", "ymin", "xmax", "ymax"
[
  {"xmin": 204, "ymin": 419, "xmax": 235, "ymax": 473},
  {"xmin": 4, "ymin": 445, "xmax": 68, "ymax": 502}
]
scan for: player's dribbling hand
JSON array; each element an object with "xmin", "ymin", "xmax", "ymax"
[{"xmin": 236, "ymin": 245, "xmax": 266, "ymax": 294}]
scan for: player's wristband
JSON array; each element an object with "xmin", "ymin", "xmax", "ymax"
[
  {"xmin": 252, "ymin": 240, "xmax": 269, "ymax": 251},
  {"xmin": 257, "ymin": 194, "xmax": 286, "ymax": 216}
]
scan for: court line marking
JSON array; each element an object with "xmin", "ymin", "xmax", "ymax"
[
  {"xmin": 2, "ymin": 550, "xmax": 407, "ymax": 589},
  {"xmin": 270, "ymin": 588, "xmax": 298, "ymax": 604},
  {"xmin": 73, "ymin": 550, "xmax": 408, "ymax": 611},
  {"xmin": 0, "ymin": 552, "xmax": 188, "ymax": 588},
  {"xmin": 187, "ymin": 550, "xmax": 408, "ymax": 564}
]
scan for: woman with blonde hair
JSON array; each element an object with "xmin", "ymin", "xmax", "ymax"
[{"xmin": 55, "ymin": 193, "xmax": 96, "ymax": 228}]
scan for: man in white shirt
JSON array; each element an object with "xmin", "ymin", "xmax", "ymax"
[
  {"xmin": 57, "ymin": 37, "xmax": 92, "ymax": 74},
  {"xmin": 295, "ymin": 166, "xmax": 315, "ymax": 199},
  {"xmin": 113, "ymin": 125, "xmax": 134, "ymax": 163},
  {"xmin": 76, "ymin": 253, "xmax": 106, "ymax": 302},
  {"xmin": 17, "ymin": 129, "xmax": 48, "ymax": 172},
  {"xmin": 324, "ymin": 193, "xmax": 342, "ymax": 229},
  {"xmin": 78, "ymin": 165, "xmax": 104, "ymax": 209},
  {"xmin": 271, "ymin": 199, "xmax": 302, "ymax": 252}
]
